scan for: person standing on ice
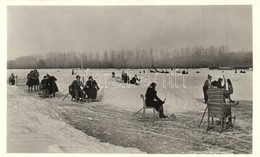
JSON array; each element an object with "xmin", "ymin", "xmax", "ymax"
[
  {"xmin": 203, "ymin": 74, "xmax": 212, "ymax": 103},
  {"xmin": 26, "ymin": 71, "xmax": 34, "ymax": 91},
  {"xmin": 70, "ymin": 75, "xmax": 85, "ymax": 102},
  {"xmin": 145, "ymin": 82, "xmax": 168, "ymax": 118},
  {"xmin": 33, "ymin": 69, "xmax": 40, "ymax": 91}
]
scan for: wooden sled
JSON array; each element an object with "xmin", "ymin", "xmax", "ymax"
[{"xmin": 206, "ymin": 88, "xmax": 236, "ymax": 133}]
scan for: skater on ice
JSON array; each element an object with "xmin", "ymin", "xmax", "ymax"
[
  {"xmin": 145, "ymin": 82, "xmax": 168, "ymax": 119},
  {"xmin": 84, "ymin": 76, "xmax": 99, "ymax": 100}
]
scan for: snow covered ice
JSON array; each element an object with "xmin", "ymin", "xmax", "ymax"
[{"xmin": 7, "ymin": 68, "xmax": 252, "ymax": 153}]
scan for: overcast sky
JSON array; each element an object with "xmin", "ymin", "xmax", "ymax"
[{"xmin": 7, "ymin": 5, "xmax": 252, "ymax": 60}]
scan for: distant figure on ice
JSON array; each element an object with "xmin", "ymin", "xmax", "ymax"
[
  {"xmin": 9, "ymin": 73, "xmax": 16, "ymax": 85},
  {"xmin": 145, "ymin": 82, "xmax": 168, "ymax": 118},
  {"xmin": 46, "ymin": 74, "xmax": 59, "ymax": 97},
  {"xmin": 121, "ymin": 71, "xmax": 130, "ymax": 83},
  {"xmin": 84, "ymin": 76, "xmax": 99, "ymax": 99},
  {"xmin": 26, "ymin": 71, "xmax": 34, "ymax": 91},
  {"xmin": 112, "ymin": 72, "xmax": 115, "ymax": 78},
  {"xmin": 211, "ymin": 78, "xmax": 225, "ymax": 88},
  {"xmin": 121, "ymin": 71, "xmax": 126, "ymax": 80},
  {"xmin": 72, "ymin": 69, "xmax": 75, "ymax": 75},
  {"xmin": 224, "ymin": 79, "xmax": 235, "ymax": 103},
  {"xmin": 33, "ymin": 69, "xmax": 40, "ymax": 91},
  {"xmin": 69, "ymin": 75, "xmax": 85, "ymax": 102},
  {"xmin": 203, "ymin": 74, "xmax": 212, "ymax": 103},
  {"xmin": 130, "ymin": 75, "xmax": 140, "ymax": 85}
]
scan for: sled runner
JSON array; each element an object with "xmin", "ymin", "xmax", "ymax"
[
  {"xmin": 70, "ymin": 98, "xmax": 100, "ymax": 104},
  {"xmin": 133, "ymin": 94, "xmax": 170, "ymax": 122},
  {"xmin": 153, "ymin": 114, "xmax": 176, "ymax": 121}
]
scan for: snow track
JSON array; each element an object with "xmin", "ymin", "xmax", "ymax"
[{"xmin": 10, "ymin": 86, "xmax": 252, "ymax": 154}]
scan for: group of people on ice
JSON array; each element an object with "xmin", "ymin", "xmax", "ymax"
[
  {"xmin": 40, "ymin": 74, "xmax": 59, "ymax": 97},
  {"xmin": 26, "ymin": 69, "xmax": 40, "ymax": 91},
  {"xmin": 203, "ymin": 74, "xmax": 235, "ymax": 103},
  {"xmin": 121, "ymin": 70, "xmax": 141, "ymax": 85},
  {"xmin": 69, "ymin": 75, "xmax": 100, "ymax": 102},
  {"xmin": 25, "ymin": 69, "xmax": 59, "ymax": 97}
]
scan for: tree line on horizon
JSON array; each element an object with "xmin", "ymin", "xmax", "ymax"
[{"xmin": 7, "ymin": 45, "xmax": 252, "ymax": 69}]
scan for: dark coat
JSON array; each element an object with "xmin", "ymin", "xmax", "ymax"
[
  {"xmin": 9, "ymin": 75, "xmax": 15, "ymax": 85},
  {"xmin": 71, "ymin": 80, "xmax": 83, "ymax": 91},
  {"xmin": 84, "ymin": 80, "xmax": 99, "ymax": 99},
  {"xmin": 26, "ymin": 72, "xmax": 34, "ymax": 87},
  {"xmin": 211, "ymin": 80, "xmax": 225, "ymax": 88},
  {"xmin": 145, "ymin": 87, "xmax": 164, "ymax": 111},
  {"xmin": 145, "ymin": 87, "xmax": 163, "ymax": 103},
  {"xmin": 130, "ymin": 77, "xmax": 139, "ymax": 84},
  {"xmin": 47, "ymin": 76, "xmax": 59, "ymax": 94}
]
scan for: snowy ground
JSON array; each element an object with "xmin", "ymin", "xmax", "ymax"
[{"xmin": 7, "ymin": 68, "xmax": 252, "ymax": 153}]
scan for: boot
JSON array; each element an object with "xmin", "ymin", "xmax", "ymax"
[{"xmin": 159, "ymin": 107, "xmax": 168, "ymax": 118}]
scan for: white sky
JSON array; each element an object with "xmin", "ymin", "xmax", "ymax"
[{"xmin": 7, "ymin": 5, "xmax": 252, "ymax": 60}]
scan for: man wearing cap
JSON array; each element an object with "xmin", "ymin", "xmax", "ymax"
[{"xmin": 70, "ymin": 75, "xmax": 85, "ymax": 102}]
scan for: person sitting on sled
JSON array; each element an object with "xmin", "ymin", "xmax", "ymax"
[
  {"xmin": 9, "ymin": 73, "xmax": 16, "ymax": 85},
  {"xmin": 130, "ymin": 75, "xmax": 140, "ymax": 85},
  {"xmin": 69, "ymin": 75, "xmax": 85, "ymax": 102},
  {"xmin": 211, "ymin": 77, "xmax": 225, "ymax": 89},
  {"xmin": 145, "ymin": 82, "xmax": 168, "ymax": 118},
  {"xmin": 84, "ymin": 76, "xmax": 99, "ymax": 100}
]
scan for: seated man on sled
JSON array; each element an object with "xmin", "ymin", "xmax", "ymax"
[
  {"xmin": 69, "ymin": 75, "xmax": 86, "ymax": 102},
  {"xmin": 145, "ymin": 82, "xmax": 168, "ymax": 119},
  {"xmin": 84, "ymin": 76, "xmax": 99, "ymax": 100}
]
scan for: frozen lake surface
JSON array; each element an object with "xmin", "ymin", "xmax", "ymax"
[{"xmin": 7, "ymin": 68, "xmax": 252, "ymax": 153}]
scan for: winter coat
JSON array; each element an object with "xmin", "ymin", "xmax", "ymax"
[
  {"xmin": 84, "ymin": 80, "xmax": 99, "ymax": 99},
  {"xmin": 145, "ymin": 87, "xmax": 163, "ymax": 104},
  {"xmin": 47, "ymin": 76, "xmax": 59, "ymax": 94},
  {"xmin": 70, "ymin": 80, "xmax": 83, "ymax": 91}
]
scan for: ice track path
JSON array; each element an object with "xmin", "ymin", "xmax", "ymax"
[{"xmin": 23, "ymin": 88, "xmax": 252, "ymax": 154}]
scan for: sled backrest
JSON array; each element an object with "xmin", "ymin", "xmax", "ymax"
[
  {"xmin": 140, "ymin": 94, "xmax": 146, "ymax": 107},
  {"xmin": 207, "ymin": 88, "xmax": 225, "ymax": 104}
]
